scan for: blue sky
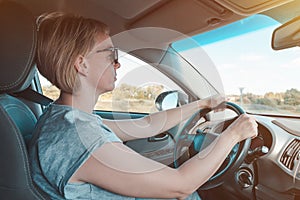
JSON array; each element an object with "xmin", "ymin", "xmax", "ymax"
[{"xmin": 202, "ymin": 26, "xmax": 300, "ymax": 95}]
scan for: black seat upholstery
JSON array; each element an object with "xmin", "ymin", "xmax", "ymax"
[{"xmin": 0, "ymin": 1, "xmax": 49, "ymax": 199}]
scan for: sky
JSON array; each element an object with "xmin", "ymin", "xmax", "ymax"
[{"xmin": 200, "ymin": 26, "xmax": 300, "ymax": 95}]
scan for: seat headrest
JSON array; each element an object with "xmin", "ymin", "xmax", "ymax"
[{"xmin": 0, "ymin": 1, "xmax": 37, "ymax": 93}]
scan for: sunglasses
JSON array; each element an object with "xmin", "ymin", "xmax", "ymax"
[{"xmin": 95, "ymin": 47, "xmax": 119, "ymax": 64}]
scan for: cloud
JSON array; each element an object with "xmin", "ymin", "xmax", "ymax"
[
  {"xmin": 281, "ymin": 57, "xmax": 300, "ymax": 69},
  {"xmin": 291, "ymin": 57, "xmax": 300, "ymax": 66},
  {"xmin": 239, "ymin": 53, "xmax": 264, "ymax": 62},
  {"xmin": 218, "ymin": 63, "xmax": 237, "ymax": 69}
]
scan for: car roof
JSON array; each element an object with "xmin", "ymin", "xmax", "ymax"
[
  {"xmin": 14, "ymin": 0, "xmax": 300, "ymax": 38},
  {"xmin": 13, "ymin": 0, "xmax": 300, "ymax": 61}
]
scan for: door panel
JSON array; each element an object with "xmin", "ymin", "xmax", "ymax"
[{"xmin": 95, "ymin": 110, "xmax": 176, "ymax": 166}]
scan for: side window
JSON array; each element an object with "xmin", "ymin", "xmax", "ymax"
[
  {"xmin": 39, "ymin": 51, "xmax": 186, "ymax": 114},
  {"xmin": 39, "ymin": 74, "xmax": 60, "ymax": 100}
]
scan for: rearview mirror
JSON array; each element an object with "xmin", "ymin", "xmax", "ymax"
[{"xmin": 272, "ymin": 16, "xmax": 300, "ymax": 50}]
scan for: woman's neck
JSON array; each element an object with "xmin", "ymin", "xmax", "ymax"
[{"xmin": 56, "ymin": 91, "xmax": 99, "ymax": 114}]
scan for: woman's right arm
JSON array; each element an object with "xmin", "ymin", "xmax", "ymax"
[
  {"xmin": 71, "ymin": 114, "xmax": 257, "ymax": 199},
  {"xmin": 103, "ymin": 94, "xmax": 225, "ymax": 142}
]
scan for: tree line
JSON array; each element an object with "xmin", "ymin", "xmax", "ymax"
[{"xmin": 232, "ymin": 88, "xmax": 300, "ymax": 113}]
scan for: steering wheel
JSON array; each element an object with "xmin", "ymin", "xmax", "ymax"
[{"xmin": 174, "ymin": 102, "xmax": 251, "ymax": 190}]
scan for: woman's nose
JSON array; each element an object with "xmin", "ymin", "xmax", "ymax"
[{"xmin": 114, "ymin": 62, "xmax": 120, "ymax": 69}]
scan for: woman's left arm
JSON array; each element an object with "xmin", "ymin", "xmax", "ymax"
[{"xmin": 103, "ymin": 94, "xmax": 225, "ymax": 142}]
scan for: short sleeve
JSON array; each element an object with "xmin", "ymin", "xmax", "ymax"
[
  {"xmin": 60, "ymin": 110, "xmax": 122, "ymax": 195},
  {"xmin": 37, "ymin": 108, "xmax": 122, "ymax": 197}
]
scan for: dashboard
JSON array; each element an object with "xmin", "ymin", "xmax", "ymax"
[
  {"xmin": 253, "ymin": 116, "xmax": 300, "ymax": 199},
  {"xmin": 189, "ymin": 112, "xmax": 300, "ymax": 199}
]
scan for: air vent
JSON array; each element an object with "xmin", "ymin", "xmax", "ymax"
[{"xmin": 280, "ymin": 139, "xmax": 300, "ymax": 170}]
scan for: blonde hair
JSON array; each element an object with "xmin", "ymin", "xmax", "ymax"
[{"xmin": 36, "ymin": 12, "xmax": 109, "ymax": 93}]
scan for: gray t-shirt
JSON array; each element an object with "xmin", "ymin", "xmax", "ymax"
[{"xmin": 28, "ymin": 104, "xmax": 200, "ymax": 200}]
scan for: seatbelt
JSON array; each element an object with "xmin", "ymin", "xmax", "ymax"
[{"xmin": 12, "ymin": 87, "xmax": 53, "ymax": 106}]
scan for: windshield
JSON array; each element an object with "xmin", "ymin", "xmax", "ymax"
[{"xmin": 172, "ymin": 15, "xmax": 300, "ymax": 116}]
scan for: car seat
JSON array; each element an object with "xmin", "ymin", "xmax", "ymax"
[{"xmin": 0, "ymin": 1, "xmax": 49, "ymax": 199}]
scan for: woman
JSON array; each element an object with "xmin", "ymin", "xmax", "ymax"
[{"xmin": 29, "ymin": 12, "xmax": 257, "ymax": 200}]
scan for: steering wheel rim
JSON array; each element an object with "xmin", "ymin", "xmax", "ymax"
[{"xmin": 174, "ymin": 102, "xmax": 251, "ymax": 190}]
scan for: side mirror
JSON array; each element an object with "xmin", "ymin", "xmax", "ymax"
[
  {"xmin": 272, "ymin": 16, "xmax": 300, "ymax": 50},
  {"xmin": 155, "ymin": 90, "xmax": 188, "ymax": 111}
]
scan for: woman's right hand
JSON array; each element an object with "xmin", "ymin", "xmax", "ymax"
[{"xmin": 223, "ymin": 114, "xmax": 258, "ymax": 143}]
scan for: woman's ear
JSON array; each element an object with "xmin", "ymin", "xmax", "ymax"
[{"xmin": 74, "ymin": 55, "xmax": 88, "ymax": 76}]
